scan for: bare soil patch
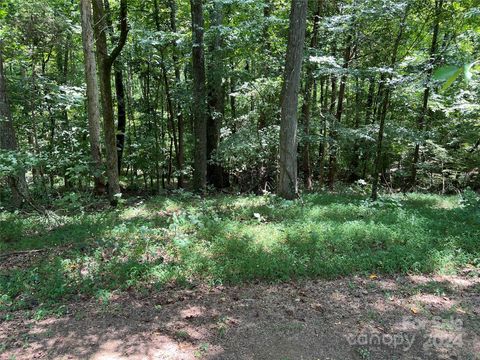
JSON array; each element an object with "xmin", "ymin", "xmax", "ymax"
[{"xmin": 1, "ymin": 272, "xmax": 479, "ymax": 360}]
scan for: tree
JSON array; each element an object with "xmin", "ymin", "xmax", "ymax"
[
  {"xmin": 104, "ymin": 0, "xmax": 127, "ymax": 175},
  {"xmin": 190, "ymin": 0, "xmax": 208, "ymax": 191},
  {"xmin": 0, "ymin": 42, "xmax": 27, "ymax": 207},
  {"xmin": 91, "ymin": 0, "xmax": 128, "ymax": 204},
  {"xmin": 207, "ymin": 1, "xmax": 226, "ymax": 189},
  {"xmin": 410, "ymin": 0, "xmax": 444, "ymax": 189},
  {"xmin": 79, "ymin": 0, "xmax": 105, "ymax": 194},
  {"xmin": 371, "ymin": 4, "xmax": 409, "ymax": 201},
  {"xmin": 300, "ymin": 0, "xmax": 322, "ymax": 191},
  {"xmin": 278, "ymin": 0, "xmax": 308, "ymax": 199}
]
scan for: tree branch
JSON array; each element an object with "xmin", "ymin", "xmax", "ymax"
[{"xmin": 107, "ymin": 0, "xmax": 128, "ymax": 67}]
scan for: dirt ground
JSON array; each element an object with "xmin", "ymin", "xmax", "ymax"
[{"xmin": 1, "ymin": 271, "xmax": 479, "ymax": 360}]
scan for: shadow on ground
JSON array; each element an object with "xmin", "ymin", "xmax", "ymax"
[{"xmin": 1, "ymin": 273, "xmax": 479, "ymax": 360}]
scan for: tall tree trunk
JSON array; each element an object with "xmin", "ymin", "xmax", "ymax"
[
  {"xmin": 114, "ymin": 69, "xmax": 126, "ymax": 174},
  {"xmin": 190, "ymin": 0, "xmax": 208, "ymax": 191},
  {"xmin": 0, "ymin": 43, "xmax": 27, "ymax": 207},
  {"xmin": 300, "ymin": 0, "xmax": 321, "ymax": 191},
  {"xmin": 91, "ymin": 0, "xmax": 128, "ymax": 204},
  {"xmin": 104, "ymin": 0, "xmax": 127, "ymax": 175},
  {"xmin": 348, "ymin": 76, "xmax": 362, "ymax": 181},
  {"xmin": 328, "ymin": 34, "xmax": 352, "ymax": 190},
  {"xmin": 206, "ymin": 2, "xmax": 226, "ymax": 188},
  {"xmin": 167, "ymin": 0, "xmax": 185, "ymax": 188},
  {"xmin": 277, "ymin": 0, "xmax": 308, "ymax": 200},
  {"xmin": 410, "ymin": 0, "xmax": 443, "ymax": 189},
  {"xmin": 371, "ymin": 5, "xmax": 409, "ymax": 200},
  {"xmin": 79, "ymin": 0, "xmax": 105, "ymax": 194}
]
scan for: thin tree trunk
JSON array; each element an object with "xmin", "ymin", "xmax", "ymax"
[
  {"xmin": 328, "ymin": 34, "xmax": 352, "ymax": 190},
  {"xmin": 277, "ymin": 0, "xmax": 308, "ymax": 200},
  {"xmin": 411, "ymin": 0, "xmax": 443, "ymax": 189},
  {"xmin": 371, "ymin": 5, "xmax": 409, "ymax": 200},
  {"xmin": 166, "ymin": 0, "xmax": 185, "ymax": 188},
  {"xmin": 79, "ymin": 0, "xmax": 105, "ymax": 194},
  {"xmin": 300, "ymin": 1, "xmax": 321, "ymax": 191}
]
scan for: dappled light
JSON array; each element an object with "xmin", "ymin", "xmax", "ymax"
[{"xmin": 1, "ymin": 0, "xmax": 479, "ymax": 357}]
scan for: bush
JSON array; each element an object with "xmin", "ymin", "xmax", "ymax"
[{"xmin": 0, "ymin": 215, "xmax": 23, "ymax": 243}]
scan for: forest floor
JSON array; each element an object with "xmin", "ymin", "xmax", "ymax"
[{"xmin": 1, "ymin": 191, "xmax": 479, "ymax": 359}]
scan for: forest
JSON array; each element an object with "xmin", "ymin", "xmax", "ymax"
[{"xmin": 0, "ymin": 0, "xmax": 479, "ymax": 359}]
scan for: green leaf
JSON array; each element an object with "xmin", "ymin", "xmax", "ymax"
[
  {"xmin": 433, "ymin": 65, "xmax": 460, "ymax": 81},
  {"xmin": 440, "ymin": 67, "xmax": 462, "ymax": 91}
]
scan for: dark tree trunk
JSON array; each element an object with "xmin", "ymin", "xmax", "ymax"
[
  {"xmin": 115, "ymin": 69, "xmax": 126, "ymax": 174},
  {"xmin": 300, "ymin": 1, "xmax": 321, "ymax": 191},
  {"xmin": 277, "ymin": 0, "xmax": 308, "ymax": 199},
  {"xmin": 104, "ymin": 0, "xmax": 127, "ymax": 175},
  {"xmin": 190, "ymin": 0, "xmax": 208, "ymax": 191},
  {"xmin": 365, "ymin": 76, "xmax": 375, "ymax": 124},
  {"xmin": 207, "ymin": 2, "xmax": 226, "ymax": 189},
  {"xmin": 168, "ymin": 0, "xmax": 185, "ymax": 188}
]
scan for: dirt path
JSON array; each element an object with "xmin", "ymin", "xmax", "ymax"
[{"xmin": 1, "ymin": 273, "xmax": 479, "ymax": 360}]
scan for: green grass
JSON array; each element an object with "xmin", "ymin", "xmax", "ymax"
[{"xmin": 0, "ymin": 192, "xmax": 479, "ymax": 312}]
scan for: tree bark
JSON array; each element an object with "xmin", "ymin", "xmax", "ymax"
[
  {"xmin": 91, "ymin": 0, "xmax": 128, "ymax": 204},
  {"xmin": 80, "ymin": 0, "xmax": 105, "ymax": 194},
  {"xmin": 190, "ymin": 0, "xmax": 208, "ymax": 191},
  {"xmin": 278, "ymin": 0, "xmax": 308, "ymax": 200},
  {"xmin": 0, "ymin": 43, "xmax": 27, "ymax": 207}
]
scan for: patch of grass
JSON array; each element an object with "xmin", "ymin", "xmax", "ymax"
[
  {"xmin": 174, "ymin": 330, "xmax": 190, "ymax": 341},
  {"xmin": 413, "ymin": 281, "xmax": 454, "ymax": 296},
  {"xmin": 1, "ymin": 192, "xmax": 479, "ymax": 312}
]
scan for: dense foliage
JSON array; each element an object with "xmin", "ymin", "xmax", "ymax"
[{"xmin": 0, "ymin": 0, "xmax": 478, "ymax": 208}]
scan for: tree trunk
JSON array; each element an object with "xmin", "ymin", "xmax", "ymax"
[
  {"xmin": 0, "ymin": 43, "xmax": 27, "ymax": 207},
  {"xmin": 91, "ymin": 0, "xmax": 128, "ymax": 204},
  {"xmin": 328, "ymin": 34, "xmax": 352, "ymax": 190},
  {"xmin": 104, "ymin": 0, "xmax": 127, "ymax": 175},
  {"xmin": 114, "ymin": 68, "xmax": 126, "ymax": 174},
  {"xmin": 277, "ymin": 0, "xmax": 308, "ymax": 200},
  {"xmin": 79, "ymin": 0, "xmax": 105, "ymax": 194},
  {"xmin": 410, "ymin": 0, "xmax": 443, "ymax": 189},
  {"xmin": 207, "ymin": 1, "xmax": 226, "ymax": 189},
  {"xmin": 190, "ymin": 0, "xmax": 208, "ymax": 191},
  {"xmin": 371, "ymin": 5, "xmax": 409, "ymax": 200},
  {"xmin": 167, "ymin": 0, "xmax": 185, "ymax": 188},
  {"xmin": 300, "ymin": 1, "xmax": 321, "ymax": 191}
]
